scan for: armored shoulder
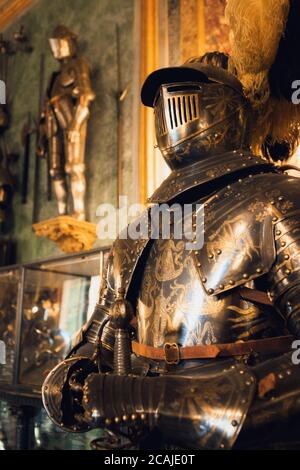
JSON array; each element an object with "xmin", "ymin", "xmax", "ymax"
[
  {"xmin": 265, "ymin": 173, "xmax": 300, "ymax": 300},
  {"xmin": 196, "ymin": 171, "xmax": 299, "ymax": 296}
]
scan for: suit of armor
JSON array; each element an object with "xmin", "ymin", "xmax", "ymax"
[
  {"xmin": 38, "ymin": 26, "xmax": 95, "ymax": 220},
  {"xmin": 42, "ymin": 53, "xmax": 300, "ymax": 449}
]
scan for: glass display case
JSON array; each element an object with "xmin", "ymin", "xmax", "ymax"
[
  {"xmin": 0, "ymin": 268, "xmax": 20, "ymax": 385},
  {"xmin": 0, "ymin": 247, "xmax": 109, "ymax": 449},
  {"xmin": 0, "ymin": 247, "xmax": 109, "ymax": 401},
  {"xmin": 18, "ymin": 249, "xmax": 109, "ymax": 388}
]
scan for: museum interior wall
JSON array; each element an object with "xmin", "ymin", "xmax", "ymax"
[{"xmin": 2, "ymin": 0, "xmax": 136, "ymax": 262}]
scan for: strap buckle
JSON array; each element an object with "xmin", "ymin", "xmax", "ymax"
[{"xmin": 164, "ymin": 342, "xmax": 180, "ymax": 365}]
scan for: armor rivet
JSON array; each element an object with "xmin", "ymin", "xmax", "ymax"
[
  {"xmin": 239, "ymin": 370, "xmax": 245, "ymax": 375},
  {"xmin": 177, "ymin": 172, "xmax": 181, "ymax": 177},
  {"xmin": 219, "ymin": 284, "xmax": 224, "ymax": 289},
  {"xmin": 60, "ymin": 423, "xmax": 64, "ymax": 427},
  {"xmin": 202, "ymin": 278, "xmax": 207, "ymax": 283},
  {"xmin": 195, "ymin": 251, "xmax": 199, "ymax": 255},
  {"xmin": 287, "ymin": 370, "xmax": 292, "ymax": 376},
  {"xmin": 190, "ymin": 387, "xmax": 196, "ymax": 393},
  {"xmin": 249, "ymin": 174, "xmax": 253, "ymax": 178},
  {"xmin": 217, "ymin": 249, "xmax": 222, "ymax": 255},
  {"xmin": 227, "ymin": 185, "xmax": 231, "ymax": 189},
  {"xmin": 231, "ymin": 420, "xmax": 238, "ymax": 427},
  {"xmin": 229, "ymin": 280, "xmax": 235, "ymax": 285},
  {"xmin": 227, "ymin": 168, "xmax": 231, "ymax": 172},
  {"xmin": 284, "ymin": 254, "xmax": 290, "ymax": 260},
  {"xmin": 278, "ymin": 373, "xmax": 284, "ymax": 379},
  {"xmin": 270, "ymin": 201, "xmax": 275, "ymax": 205},
  {"xmin": 276, "ymin": 230, "xmax": 281, "ymax": 236},
  {"xmin": 122, "ymin": 415, "xmax": 128, "ymax": 422},
  {"xmin": 114, "ymin": 417, "xmax": 120, "ymax": 423},
  {"xmin": 233, "ymin": 150, "xmax": 237, "ymax": 154},
  {"xmin": 131, "ymin": 414, "xmax": 137, "ymax": 421},
  {"xmin": 241, "ymin": 399, "xmax": 246, "ymax": 404},
  {"xmin": 285, "ymin": 269, "xmax": 291, "ymax": 275},
  {"xmin": 272, "ymin": 217, "xmax": 278, "ymax": 222},
  {"xmin": 281, "ymin": 241, "xmax": 286, "ymax": 247},
  {"xmin": 208, "ymin": 254, "xmax": 213, "ymax": 259},
  {"xmin": 105, "ymin": 418, "xmax": 112, "ymax": 425},
  {"xmin": 141, "ymin": 413, "xmax": 146, "ymax": 420},
  {"xmin": 197, "ymin": 263, "xmax": 201, "ymax": 267},
  {"xmin": 278, "ymin": 196, "xmax": 283, "ymax": 201},
  {"xmin": 245, "ymin": 380, "xmax": 251, "ymax": 386},
  {"xmin": 220, "ymin": 443, "xmax": 225, "ymax": 449},
  {"xmin": 44, "ymin": 386, "xmax": 48, "ymax": 391},
  {"xmin": 208, "ymin": 289, "xmax": 214, "ymax": 295},
  {"xmin": 256, "ymin": 268, "xmax": 263, "ymax": 274},
  {"xmin": 242, "ymin": 163, "xmax": 246, "ymax": 167},
  {"xmin": 242, "ymin": 273, "xmax": 249, "ymax": 279},
  {"xmin": 238, "ymin": 179, "xmax": 242, "ymax": 183}
]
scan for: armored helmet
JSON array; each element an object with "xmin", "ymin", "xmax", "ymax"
[
  {"xmin": 141, "ymin": 52, "xmax": 252, "ymax": 170},
  {"xmin": 49, "ymin": 25, "xmax": 77, "ymax": 60}
]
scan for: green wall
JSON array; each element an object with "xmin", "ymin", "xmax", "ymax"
[{"xmin": 4, "ymin": 0, "xmax": 135, "ymax": 262}]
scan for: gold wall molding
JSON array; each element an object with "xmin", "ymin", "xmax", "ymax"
[
  {"xmin": 0, "ymin": 0, "xmax": 35, "ymax": 32},
  {"xmin": 137, "ymin": 0, "xmax": 207, "ymax": 203},
  {"xmin": 180, "ymin": 0, "xmax": 205, "ymax": 62},
  {"xmin": 138, "ymin": 0, "xmax": 170, "ymax": 204}
]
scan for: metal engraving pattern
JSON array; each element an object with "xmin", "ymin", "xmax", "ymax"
[{"xmin": 148, "ymin": 150, "xmax": 273, "ymax": 204}]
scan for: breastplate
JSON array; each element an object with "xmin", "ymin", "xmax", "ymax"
[
  {"xmin": 136, "ymin": 238, "xmax": 279, "ymax": 347},
  {"xmin": 51, "ymin": 65, "xmax": 76, "ymax": 100}
]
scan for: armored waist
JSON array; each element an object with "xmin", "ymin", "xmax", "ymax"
[{"xmin": 132, "ymin": 335, "xmax": 293, "ymax": 365}]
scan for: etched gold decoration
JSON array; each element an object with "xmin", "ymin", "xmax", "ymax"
[{"xmin": 32, "ymin": 215, "xmax": 97, "ymax": 253}]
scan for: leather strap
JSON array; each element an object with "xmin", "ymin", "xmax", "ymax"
[
  {"xmin": 131, "ymin": 335, "xmax": 293, "ymax": 363},
  {"xmin": 239, "ymin": 287, "xmax": 273, "ymax": 307}
]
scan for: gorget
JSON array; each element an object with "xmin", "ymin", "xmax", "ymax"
[{"xmin": 148, "ymin": 149, "xmax": 275, "ymax": 204}]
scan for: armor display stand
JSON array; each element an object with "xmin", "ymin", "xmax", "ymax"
[
  {"xmin": 32, "ymin": 26, "xmax": 96, "ymax": 253},
  {"xmin": 32, "ymin": 215, "xmax": 97, "ymax": 253}
]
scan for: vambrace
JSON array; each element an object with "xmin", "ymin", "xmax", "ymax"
[
  {"xmin": 67, "ymin": 251, "xmax": 117, "ymax": 367},
  {"xmin": 268, "ymin": 215, "xmax": 300, "ymax": 338},
  {"xmin": 81, "ymin": 363, "xmax": 256, "ymax": 450}
]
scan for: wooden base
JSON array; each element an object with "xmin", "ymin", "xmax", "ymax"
[{"xmin": 32, "ymin": 216, "xmax": 97, "ymax": 253}]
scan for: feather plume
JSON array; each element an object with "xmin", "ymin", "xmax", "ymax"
[{"xmin": 225, "ymin": 0, "xmax": 300, "ymax": 157}]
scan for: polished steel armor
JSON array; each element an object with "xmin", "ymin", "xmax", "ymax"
[
  {"xmin": 42, "ymin": 53, "xmax": 300, "ymax": 449},
  {"xmin": 154, "ymin": 81, "xmax": 250, "ymax": 169},
  {"xmin": 38, "ymin": 25, "xmax": 95, "ymax": 220}
]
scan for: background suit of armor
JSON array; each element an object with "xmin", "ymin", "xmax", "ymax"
[{"xmin": 39, "ymin": 27, "xmax": 95, "ymax": 220}]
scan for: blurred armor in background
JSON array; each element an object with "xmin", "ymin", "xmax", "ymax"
[{"xmin": 37, "ymin": 25, "xmax": 95, "ymax": 221}]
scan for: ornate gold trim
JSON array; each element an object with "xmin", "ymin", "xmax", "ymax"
[
  {"xmin": 32, "ymin": 215, "xmax": 97, "ymax": 253},
  {"xmin": 0, "ymin": 0, "xmax": 35, "ymax": 32}
]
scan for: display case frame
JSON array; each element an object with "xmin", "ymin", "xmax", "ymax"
[{"xmin": 0, "ymin": 246, "xmax": 110, "ymax": 405}]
